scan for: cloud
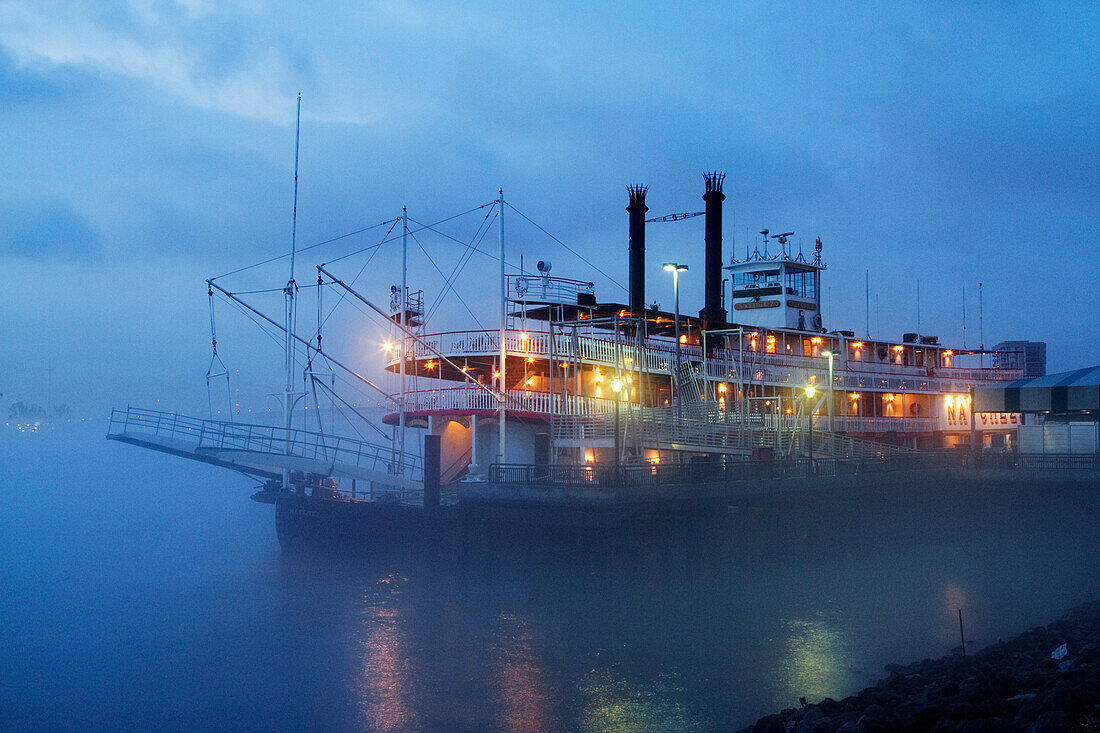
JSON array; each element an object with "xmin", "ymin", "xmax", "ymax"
[
  {"xmin": 0, "ymin": 0, "xmax": 313, "ymax": 124},
  {"xmin": 0, "ymin": 195, "xmax": 101, "ymax": 260}
]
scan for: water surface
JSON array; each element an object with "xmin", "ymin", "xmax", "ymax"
[{"xmin": 3, "ymin": 423, "xmax": 1099, "ymax": 731}]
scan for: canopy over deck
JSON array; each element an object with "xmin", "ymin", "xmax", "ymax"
[{"xmin": 974, "ymin": 365, "xmax": 1100, "ymax": 414}]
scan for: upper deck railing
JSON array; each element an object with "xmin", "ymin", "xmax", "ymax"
[
  {"xmin": 388, "ymin": 328, "xmax": 1023, "ymax": 393},
  {"xmin": 398, "ymin": 386, "xmax": 619, "ymax": 415}
]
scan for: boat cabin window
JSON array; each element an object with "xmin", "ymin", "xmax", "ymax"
[
  {"xmin": 733, "ymin": 269, "xmax": 781, "ymax": 288},
  {"xmin": 784, "ymin": 269, "xmax": 817, "ymax": 298}
]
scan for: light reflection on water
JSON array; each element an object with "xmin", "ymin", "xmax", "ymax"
[
  {"xmin": 778, "ymin": 606, "xmax": 854, "ymax": 704},
  {"xmin": 6, "ymin": 425, "xmax": 1100, "ymax": 731},
  {"xmin": 492, "ymin": 613, "xmax": 556, "ymax": 732},
  {"xmin": 359, "ymin": 592, "xmax": 415, "ymax": 732},
  {"xmin": 576, "ymin": 667, "xmax": 709, "ymax": 733}
]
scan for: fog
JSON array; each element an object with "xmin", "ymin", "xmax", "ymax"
[
  {"xmin": 2, "ymin": 2, "xmax": 1098, "ymax": 420},
  {"xmin": 4, "ymin": 423, "xmax": 1100, "ymax": 730},
  {"xmin": 4, "ymin": 3, "xmax": 1099, "ymax": 730}
]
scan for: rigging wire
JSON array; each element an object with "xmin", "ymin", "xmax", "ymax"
[
  {"xmin": 311, "ymin": 375, "xmax": 391, "ymax": 443},
  {"xmin": 423, "ymin": 206, "xmax": 498, "ymax": 325},
  {"xmin": 409, "ymin": 224, "xmax": 493, "ymax": 335},
  {"xmin": 210, "ymin": 218, "xmax": 399, "ymax": 281},
  {"xmin": 229, "ymin": 283, "xmax": 321, "ymax": 296},
  {"xmin": 318, "ymin": 218, "xmax": 399, "ymax": 332},
  {"xmin": 206, "ymin": 286, "xmax": 233, "ymax": 418},
  {"xmin": 505, "ymin": 200, "xmax": 627, "ymax": 293},
  {"xmin": 324, "ymin": 202, "xmax": 495, "ymax": 266},
  {"xmin": 407, "ymin": 214, "xmax": 517, "ymax": 270}
]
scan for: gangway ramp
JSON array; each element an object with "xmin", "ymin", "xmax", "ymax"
[{"xmin": 107, "ymin": 407, "xmax": 422, "ymax": 492}]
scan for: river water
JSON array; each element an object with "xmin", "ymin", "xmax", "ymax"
[{"xmin": 3, "ymin": 422, "xmax": 1100, "ymax": 731}]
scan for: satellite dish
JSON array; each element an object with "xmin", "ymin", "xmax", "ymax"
[{"xmin": 537, "ymin": 260, "xmax": 552, "ymax": 274}]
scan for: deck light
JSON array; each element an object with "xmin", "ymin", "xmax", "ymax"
[
  {"xmin": 804, "ymin": 387, "xmax": 816, "ymax": 398},
  {"xmin": 663, "ymin": 263, "xmax": 688, "ymax": 418},
  {"xmin": 610, "ymin": 378, "xmax": 624, "ymax": 393}
]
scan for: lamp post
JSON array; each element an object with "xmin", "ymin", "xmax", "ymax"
[
  {"xmin": 821, "ymin": 349, "xmax": 835, "ymax": 433},
  {"xmin": 611, "ymin": 377, "xmax": 624, "ymax": 472},
  {"xmin": 804, "ymin": 386, "xmax": 816, "ymax": 473},
  {"xmin": 662, "ymin": 262, "xmax": 689, "ymax": 420}
]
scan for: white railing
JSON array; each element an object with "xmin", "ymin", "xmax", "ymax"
[
  {"xmin": 389, "ymin": 387, "xmax": 939, "ymax": 439},
  {"xmin": 551, "ymin": 405, "xmax": 911, "ymax": 459},
  {"xmin": 108, "ymin": 406, "xmax": 422, "ymax": 478},
  {"xmin": 387, "ymin": 329, "xmax": 1022, "ymax": 393},
  {"xmin": 508, "ymin": 274, "xmax": 594, "ymax": 305},
  {"xmin": 826, "ymin": 416, "xmax": 939, "ymax": 434},
  {"xmin": 396, "ymin": 386, "xmax": 621, "ymax": 416}
]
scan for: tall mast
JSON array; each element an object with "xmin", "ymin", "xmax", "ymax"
[
  {"xmin": 963, "ymin": 285, "xmax": 967, "ymax": 348},
  {"xmin": 498, "ymin": 188, "xmax": 506, "ymax": 463},
  {"xmin": 283, "ymin": 92, "xmax": 302, "ymax": 481},
  {"xmin": 400, "ymin": 206, "xmax": 408, "ymax": 466},
  {"xmin": 979, "ymin": 282, "xmax": 984, "ymax": 368}
]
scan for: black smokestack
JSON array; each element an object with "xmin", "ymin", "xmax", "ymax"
[
  {"xmin": 699, "ymin": 171, "xmax": 727, "ymax": 325},
  {"xmin": 627, "ymin": 185, "xmax": 648, "ymax": 315}
]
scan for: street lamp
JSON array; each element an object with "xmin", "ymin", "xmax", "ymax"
[
  {"xmin": 662, "ymin": 262, "xmax": 689, "ymax": 419},
  {"xmin": 820, "ymin": 349, "xmax": 835, "ymax": 433},
  {"xmin": 611, "ymin": 377, "xmax": 624, "ymax": 469},
  {"xmin": 804, "ymin": 385, "xmax": 816, "ymax": 472}
]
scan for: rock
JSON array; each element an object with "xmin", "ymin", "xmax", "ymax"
[
  {"xmin": 854, "ymin": 711, "xmax": 896, "ymax": 733},
  {"xmin": 1006, "ymin": 693, "xmax": 1037, "ymax": 704},
  {"xmin": 834, "ymin": 722, "xmax": 859, "ymax": 733},
  {"xmin": 1042, "ymin": 680, "xmax": 1071, "ymax": 712},
  {"xmin": 1025, "ymin": 710, "xmax": 1068, "ymax": 733},
  {"xmin": 1070, "ymin": 666, "xmax": 1100, "ymax": 703},
  {"xmin": 958, "ymin": 719, "xmax": 1014, "ymax": 733},
  {"xmin": 749, "ymin": 713, "xmax": 786, "ymax": 733}
]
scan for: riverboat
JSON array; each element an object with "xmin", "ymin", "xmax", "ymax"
[{"xmin": 108, "ymin": 164, "xmax": 1029, "ymax": 518}]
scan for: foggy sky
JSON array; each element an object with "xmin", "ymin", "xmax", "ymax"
[{"xmin": 2, "ymin": 1, "xmax": 1097, "ymax": 416}]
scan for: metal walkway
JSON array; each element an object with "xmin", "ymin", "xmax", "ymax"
[
  {"xmin": 107, "ymin": 407, "xmax": 423, "ymax": 492},
  {"xmin": 553, "ymin": 403, "xmax": 912, "ymax": 459}
]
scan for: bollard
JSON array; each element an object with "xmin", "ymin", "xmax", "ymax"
[{"xmin": 423, "ymin": 434, "xmax": 441, "ymax": 509}]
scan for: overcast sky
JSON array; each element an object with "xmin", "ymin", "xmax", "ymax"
[{"xmin": 2, "ymin": 0, "xmax": 1097, "ymax": 416}]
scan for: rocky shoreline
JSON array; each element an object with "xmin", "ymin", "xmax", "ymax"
[{"xmin": 738, "ymin": 601, "xmax": 1100, "ymax": 733}]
